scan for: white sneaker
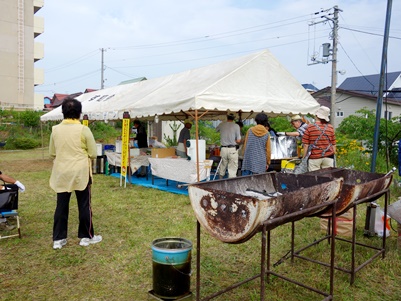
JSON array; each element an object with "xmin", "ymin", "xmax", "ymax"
[
  {"xmin": 79, "ymin": 235, "xmax": 102, "ymax": 246},
  {"xmin": 53, "ymin": 239, "xmax": 67, "ymax": 250}
]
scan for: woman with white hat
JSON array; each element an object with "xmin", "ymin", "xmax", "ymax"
[{"xmin": 302, "ymin": 106, "xmax": 336, "ymax": 171}]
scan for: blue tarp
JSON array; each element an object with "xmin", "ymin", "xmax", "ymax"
[{"xmin": 110, "ymin": 173, "xmax": 189, "ymax": 195}]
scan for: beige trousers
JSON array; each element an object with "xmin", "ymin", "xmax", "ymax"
[
  {"xmin": 308, "ymin": 157, "xmax": 334, "ymax": 171},
  {"xmin": 219, "ymin": 147, "xmax": 238, "ymax": 178}
]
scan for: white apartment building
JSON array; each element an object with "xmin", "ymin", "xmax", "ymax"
[{"xmin": 0, "ymin": 0, "xmax": 44, "ymax": 110}]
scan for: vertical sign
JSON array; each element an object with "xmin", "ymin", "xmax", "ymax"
[
  {"xmin": 121, "ymin": 112, "xmax": 130, "ymax": 182},
  {"xmin": 82, "ymin": 114, "xmax": 89, "ymax": 127}
]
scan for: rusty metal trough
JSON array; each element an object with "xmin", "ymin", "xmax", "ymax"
[
  {"xmin": 188, "ymin": 172, "xmax": 343, "ymax": 244},
  {"xmin": 306, "ymin": 167, "xmax": 393, "ymax": 217}
]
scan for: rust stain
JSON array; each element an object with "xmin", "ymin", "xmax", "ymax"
[
  {"xmin": 200, "ymin": 191, "xmax": 253, "ymax": 238},
  {"xmin": 190, "ymin": 169, "xmax": 392, "ymax": 243},
  {"xmin": 307, "ymin": 168, "xmax": 392, "ymax": 217}
]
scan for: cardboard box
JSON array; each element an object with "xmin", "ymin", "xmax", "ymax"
[{"xmin": 151, "ymin": 148, "xmax": 176, "ymax": 158}]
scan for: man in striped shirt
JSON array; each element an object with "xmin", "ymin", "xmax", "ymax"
[{"xmin": 302, "ymin": 106, "xmax": 336, "ymax": 171}]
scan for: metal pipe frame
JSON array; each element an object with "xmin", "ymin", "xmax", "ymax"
[
  {"xmin": 195, "ymin": 200, "xmax": 338, "ymax": 300},
  {"xmin": 291, "ymin": 189, "xmax": 389, "ymax": 285}
]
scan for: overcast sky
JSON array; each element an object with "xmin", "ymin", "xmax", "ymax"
[{"xmin": 34, "ymin": 0, "xmax": 401, "ymax": 96}]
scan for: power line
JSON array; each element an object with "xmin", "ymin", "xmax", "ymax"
[
  {"xmin": 45, "ymin": 50, "xmax": 99, "ymax": 73},
  {"xmin": 341, "ymin": 26, "xmax": 401, "ymax": 40},
  {"xmin": 105, "ymin": 66, "xmax": 137, "ymax": 79},
  {"xmin": 40, "ymin": 69, "xmax": 100, "ymax": 87},
  {"xmin": 108, "ymin": 29, "xmax": 330, "ymax": 63},
  {"xmin": 112, "ymin": 15, "xmax": 313, "ymax": 50},
  {"xmin": 41, "ymin": 10, "xmax": 398, "ymax": 90},
  {"xmin": 43, "ymin": 16, "xmax": 322, "ymax": 87},
  {"xmin": 109, "ymin": 38, "xmax": 312, "ymax": 70},
  {"xmin": 338, "ymin": 42, "xmax": 376, "ymax": 89}
]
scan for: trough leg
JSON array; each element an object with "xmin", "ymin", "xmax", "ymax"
[
  {"xmin": 260, "ymin": 225, "xmax": 267, "ymax": 301},
  {"xmin": 196, "ymin": 221, "xmax": 201, "ymax": 301},
  {"xmin": 350, "ymin": 203, "xmax": 357, "ymax": 284},
  {"xmin": 329, "ymin": 201, "xmax": 337, "ymax": 297},
  {"xmin": 382, "ymin": 191, "xmax": 388, "ymax": 259},
  {"xmin": 291, "ymin": 221, "xmax": 295, "ymax": 263}
]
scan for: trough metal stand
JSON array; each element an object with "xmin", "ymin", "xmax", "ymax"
[
  {"xmin": 292, "ymin": 188, "xmax": 389, "ymax": 285},
  {"xmin": 260, "ymin": 200, "xmax": 337, "ymax": 301},
  {"xmin": 195, "ymin": 200, "xmax": 338, "ymax": 301}
]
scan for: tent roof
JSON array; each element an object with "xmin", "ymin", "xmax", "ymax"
[{"xmin": 40, "ymin": 49, "xmax": 320, "ymax": 122}]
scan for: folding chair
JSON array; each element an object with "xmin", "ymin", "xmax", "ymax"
[
  {"xmin": 0, "ymin": 184, "xmax": 21, "ymax": 240},
  {"xmin": 0, "ymin": 210, "xmax": 21, "ymax": 239}
]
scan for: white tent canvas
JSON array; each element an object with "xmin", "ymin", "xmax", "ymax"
[{"xmin": 40, "ymin": 49, "xmax": 320, "ymax": 122}]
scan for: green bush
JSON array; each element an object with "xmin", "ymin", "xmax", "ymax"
[
  {"xmin": 337, "ymin": 108, "xmax": 401, "ymax": 168},
  {"xmin": 20, "ymin": 110, "xmax": 41, "ymax": 127},
  {"xmin": 10, "ymin": 137, "xmax": 40, "ymax": 149},
  {"xmin": 89, "ymin": 121, "xmax": 121, "ymax": 143}
]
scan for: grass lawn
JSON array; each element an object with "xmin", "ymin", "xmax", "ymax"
[{"xmin": 0, "ymin": 148, "xmax": 400, "ymax": 300}]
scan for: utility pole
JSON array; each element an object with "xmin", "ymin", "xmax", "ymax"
[
  {"xmin": 100, "ymin": 48, "xmax": 105, "ymax": 89},
  {"xmin": 371, "ymin": 0, "xmax": 393, "ymax": 172},
  {"xmin": 308, "ymin": 6, "xmax": 342, "ymax": 126},
  {"xmin": 330, "ymin": 6, "xmax": 341, "ymax": 127}
]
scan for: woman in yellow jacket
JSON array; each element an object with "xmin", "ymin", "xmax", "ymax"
[{"xmin": 49, "ymin": 97, "xmax": 102, "ymax": 250}]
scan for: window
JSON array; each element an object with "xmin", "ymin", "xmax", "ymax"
[
  {"xmin": 384, "ymin": 111, "xmax": 393, "ymax": 120},
  {"xmin": 336, "ymin": 111, "xmax": 344, "ymax": 117}
]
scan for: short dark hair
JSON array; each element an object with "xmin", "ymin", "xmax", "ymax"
[
  {"xmin": 62, "ymin": 97, "xmax": 82, "ymax": 119},
  {"xmin": 227, "ymin": 113, "xmax": 235, "ymax": 121},
  {"xmin": 255, "ymin": 113, "xmax": 268, "ymax": 127},
  {"xmin": 133, "ymin": 119, "xmax": 141, "ymax": 126}
]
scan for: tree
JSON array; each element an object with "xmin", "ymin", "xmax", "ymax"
[
  {"xmin": 163, "ymin": 121, "xmax": 181, "ymax": 147},
  {"xmin": 20, "ymin": 110, "xmax": 41, "ymax": 127},
  {"xmin": 337, "ymin": 107, "xmax": 401, "ymax": 166},
  {"xmin": 198, "ymin": 121, "xmax": 220, "ymax": 145}
]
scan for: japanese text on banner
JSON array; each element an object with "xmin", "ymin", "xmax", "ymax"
[{"xmin": 121, "ymin": 118, "xmax": 130, "ymax": 177}]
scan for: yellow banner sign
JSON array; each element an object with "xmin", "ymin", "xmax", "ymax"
[
  {"xmin": 82, "ymin": 114, "xmax": 89, "ymax": 126},
  {"xmin": 121, "ymin": 117, "xmax": 130, "ymax": 177}
]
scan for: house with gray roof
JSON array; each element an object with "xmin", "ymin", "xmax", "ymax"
[
  {"xmin": 338, "ymin": 71, "xmax": 401, "ymax": 99},
  {"xmin": 312, "ymin": 72, "xmax": 401, "ymax": 128},
  {"xmin": 302, "ymin": 83, "xmax": 319, "ymax": 93}
]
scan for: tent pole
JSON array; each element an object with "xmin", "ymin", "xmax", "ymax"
[
  {"xmin": 195, "ymin": 110, "xmax": 200, "ymax": 182},
  {"xmin": 41, "ymin": 121, "xmax": 45, "ymax": 160}
]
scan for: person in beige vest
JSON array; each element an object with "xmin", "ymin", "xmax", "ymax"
[{"xmin": 49, "ymin": 97, "xmax": 102, "ymax": 249}]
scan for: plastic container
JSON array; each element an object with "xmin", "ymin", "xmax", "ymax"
[
  {"xmin": 96, "ymin": 143, "xmax": 103, "ymax": 156},
  {"xmin": 98, "ymin": 156, "xmax": 104, "ymax": 174},
  {"xmin": 151, "ymin": 237, "xmax": 192, "ymax": 299},
  {"xmin": 186, "ymin": 139, "xmax": 206, "ymax": 162},
  {"xmin": 91, "ymin": 158, "xmax": 97, "ymax": 174}
]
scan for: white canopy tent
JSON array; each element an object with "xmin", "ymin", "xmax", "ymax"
[{"xmin": 40, "ymin": 49, "xmax": 320, "ymax": 122}]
